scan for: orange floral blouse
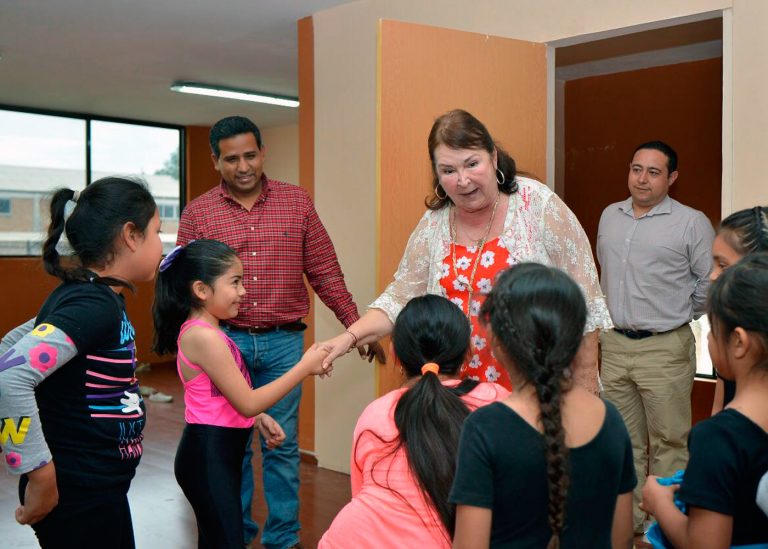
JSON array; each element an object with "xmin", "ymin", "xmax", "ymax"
[{"xmin": 439, "ymin": 237, "xmax": 513, "ymax": 390}]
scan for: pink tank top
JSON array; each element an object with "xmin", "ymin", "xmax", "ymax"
[{"xmin": 176, "ymin": 319, "xmax": 255, "ymax": 428}]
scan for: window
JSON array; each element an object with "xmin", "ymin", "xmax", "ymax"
[{"xmin": 0, "ymin": 107, "xmax": 183, "ymax": 256}]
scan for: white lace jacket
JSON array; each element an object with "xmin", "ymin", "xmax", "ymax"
[{"xmin": 370, "ymin": 177, "xmax": 613, "ymax": 333}]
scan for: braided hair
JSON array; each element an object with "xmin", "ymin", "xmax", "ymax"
[
  {"xmin": 718, "ymin": 205, "xmax": 768, "ymax": 255},
  {"xmin": 480, "ymin": 263, "xmax": 587, "ymax": 548}
]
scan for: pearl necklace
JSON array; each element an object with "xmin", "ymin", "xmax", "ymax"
[{"xmin": 450, "ymin": 193, "xmax": 501, "ymax": 319}]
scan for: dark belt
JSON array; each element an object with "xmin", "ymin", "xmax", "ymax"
[
  {"xmin": 613, "ymin": 326, "xmax": 680, "ymax": 340},
  {"xmin": 234, "ymin": 321, "xmax": 307, "ymax": 334}
]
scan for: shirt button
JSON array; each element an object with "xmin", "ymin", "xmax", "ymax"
[
  {"xmin": 250, "ymin": 227, "xmax": 255, "ymax": 231},
  {"xmin": 253, "ymin": 301, "xmax": 258, "ymax": 307},
  {"xmin": 253, "ymin": 276, "xmax": 258, "ymax": 281},
  {"xmin": 251, "ymin": 252, "xmax": 256, "ymax": 257}
]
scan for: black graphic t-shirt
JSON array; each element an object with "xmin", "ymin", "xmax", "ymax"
[{"xmin": 36, "ymin": 280, "xmax": 145, "ymax": 489}]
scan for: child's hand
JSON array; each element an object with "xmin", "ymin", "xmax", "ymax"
[
  {"xmin": 641, "ymin": 475, "xmax": 678, "ymax": 516},
  {"xmin": 256, "ymin": 413, "xmax": 286, "ymax": 450},
  {"xmin": 302, "ymin": 345, "xmax": 333, "ymax": 378},
  {"xmin": 16, "ymin": 462, "xmax": 58, "ymax": 525}
]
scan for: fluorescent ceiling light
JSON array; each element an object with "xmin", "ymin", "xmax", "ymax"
[{"xmin": 170, "ymin": 82, "xmax": 299, "ymax": 108}]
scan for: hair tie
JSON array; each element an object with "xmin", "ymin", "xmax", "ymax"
[
  {"xmin": 421, "ymin": 362, "xmax": 440, "ymax": 376},
  {"xmin": 72, "ymin": 190, "xmax": 81, "ymax": 203},
  {"xmin": 159, "ymin": 240, "xmax": 195, "ymax": 272}
]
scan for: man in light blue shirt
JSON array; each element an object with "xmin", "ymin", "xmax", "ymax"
[{"xmin": 597, "ymin": 141, "xmax": 714, "ymax": 536}]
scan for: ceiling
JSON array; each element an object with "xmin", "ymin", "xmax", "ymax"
[{"xmin": 0, "ymin": 0, "xmax": 355, "ymax": 128}]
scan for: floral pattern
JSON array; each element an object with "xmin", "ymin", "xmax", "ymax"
[{"xmin": 441, "ymin": 237, "xmax": 513, "ymax": 388}]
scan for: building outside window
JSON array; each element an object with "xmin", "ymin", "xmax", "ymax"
[{"xmin": 0, "ymin": 108, "xmax": 183, "ymax": 255}]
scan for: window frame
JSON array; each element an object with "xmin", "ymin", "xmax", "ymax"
[{"xmin": 0, "ymin": 103, "xmax": 185, "ymax": 257}]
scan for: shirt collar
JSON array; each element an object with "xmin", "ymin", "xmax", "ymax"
[
  {"xmin": 618, "ymin": 194, "xmax": 672, "ymax": 218},
  {"xmin": 218, "ymin": 173, "xmax": 271, "ymax": 205}
]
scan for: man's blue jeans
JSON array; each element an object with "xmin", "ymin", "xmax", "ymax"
[{"xmin": 224, "ymin": 326, "xmax": 304, "ymax": 549}]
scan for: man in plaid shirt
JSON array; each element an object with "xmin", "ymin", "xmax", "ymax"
[{"xmin": 177, "ymin": 116, "xmax": 380, "ymax": 549}]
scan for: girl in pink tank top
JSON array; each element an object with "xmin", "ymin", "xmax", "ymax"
[{"xmin": 153, "ymin": 239, "xmax": 329, "ymax": 549}]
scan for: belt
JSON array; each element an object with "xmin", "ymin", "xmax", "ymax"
[
  {"xmin": 613, "ymin": 326, "xmax": 681, "ymax": 340},
  {"xmin": 233, "ymin": 321, "xmax": 307, "ymax": 334}
]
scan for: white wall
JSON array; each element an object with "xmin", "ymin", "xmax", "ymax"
[{"xmin": 261, "ymin": 124, "xmax": 299, "ymax": 185}]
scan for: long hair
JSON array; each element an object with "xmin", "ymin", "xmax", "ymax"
[
  {"xmin": 367, "ymin": 295, "xmax": 476, "ymax": 538},
  {"xmin": 426, "ymin": 109, "xmax": 518, "ymax": 210},
  {"xmin": 708, "ymin": 252, "xmax": 768, "ymax": 371},
  {"xmin": 152, "ymin": 239, "xmax": 239, "ymax": 355},
  {"xmin": 42, "ymin": 177, "xmax": 157, "ymax": 290},
  {"xmin": 480, "ymin": 263, "xmax": 587, "ymax": 548},
  {"xmin": 718, "ymin": 206, "xmax": 768, "ymax": 256}
]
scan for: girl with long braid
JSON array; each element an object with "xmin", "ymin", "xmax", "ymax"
[{"xmin": 451, "ymin": 263, "xmax": 636, "ymax": 548}]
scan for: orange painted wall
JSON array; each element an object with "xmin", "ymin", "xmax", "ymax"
[
  {"xmin": 563, "ymin": 58, "xmax": 722, "ymax": 426},
  {"xmin": 563, "ymin": 58, "xmax": 723, "ymax": 252},
  {"xmin": 377, "ymin": 20, "xmax": 547, "ymax": 395},
  {"xmin": 297, "ymin": 15, "xmax": 316, "ymax": 453}
]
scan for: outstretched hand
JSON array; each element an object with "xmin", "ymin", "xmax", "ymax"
[
  {"xmin": 16, "ymin": 462, "xmax": 58, "ymax": 525},
  {"xmin": 302, "ymin": 345, "xmax": 333, "ymax": 378},
  {"xmin": 256, "ymin": 413, "xmax": 286, "ymax": 450}
]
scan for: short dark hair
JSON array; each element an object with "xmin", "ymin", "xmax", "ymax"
[
  {"xmin": 209, "ymin": 116, "xmax": 262, "ymax": 157},
  {"xmin": 633, "ymin": 140, "xmax": 678, "ymax": 173}
]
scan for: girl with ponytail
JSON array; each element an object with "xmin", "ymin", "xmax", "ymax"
[
  {"xmin": 0, "ymin": 177, "xmax": 162, "ymax": 548},
  {"xmin": 451, "ymin": 263, "xmax": 636, "ymax": 548},
  {"xmin": 319, "ymin": 295, "xmax": 508, "ymax": 548}
]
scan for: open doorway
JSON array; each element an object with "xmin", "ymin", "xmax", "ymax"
[{"xmin": 551, "ymin": 14, "xmax": 724, "ymax": 419}]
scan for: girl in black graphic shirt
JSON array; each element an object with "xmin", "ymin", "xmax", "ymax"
[{"xmin": 0, "ymin": 177, "xmax": 162, "ymax": 548}]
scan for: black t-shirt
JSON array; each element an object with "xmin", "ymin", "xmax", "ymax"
[
  {"xmin": 678, "ymin": 409, "xmax": 768, "ymax": 545},
  {"xmin": 449, "ymin": 400, "xmax": 636, "ymax": 548},
  {"xmin": 36, "ymin": 280, "xmax": 145, "ymax": 489}
]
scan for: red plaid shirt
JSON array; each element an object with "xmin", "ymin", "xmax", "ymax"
[{"xmin": 177, "ymin": 177, "xmax": 360, "ymax": 329}]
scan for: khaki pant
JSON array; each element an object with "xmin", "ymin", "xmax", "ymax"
[{"xmin": 600, "ymin": 325, "xmax": 696, "ymax": 532}]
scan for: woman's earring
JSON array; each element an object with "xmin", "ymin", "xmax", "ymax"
[
  {"xmin": 496, "ymin": 168, "xmax": 506, "ymax": 188},
  {"xmin": 434, "ymin": 184, "xmax": 448, "ymax": 200}
]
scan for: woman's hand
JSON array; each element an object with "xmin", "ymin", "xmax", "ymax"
[
  {"xmin": 641, "ymin": 475, "xmax": 678, "ymax": 517},
  {"xmin": 16, "ymin": 462, "xmax": 58, "ymax": 525},
  {"xmin": 256, "ymin": 413, "xmax": 286, "ymax": 450}
]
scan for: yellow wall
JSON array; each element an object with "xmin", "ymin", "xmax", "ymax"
[{"xmin": 310, "ymin": 0, "xmax": 768, "ymax": 472}]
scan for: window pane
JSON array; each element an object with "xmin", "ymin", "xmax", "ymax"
[
  {"xmin": 0, "ymin": 110, "xmax": 86, "ymax": 255},
  {"xmin": 91, "ymin": 121, "xmax": 180, "ymax": 253}
]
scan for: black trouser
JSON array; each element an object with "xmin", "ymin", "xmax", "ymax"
[
  {"xmin": 19, "ymin": 475, "xmax": 134, "ymax": 549},
  {"xmin": 175, "ymin": 423, "xmax": 251, "ymax": 549}
]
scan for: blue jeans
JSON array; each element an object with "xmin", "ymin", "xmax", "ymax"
[{"xmin": 224, "ymin": 326, "xmax": 304, "ymax": 549}]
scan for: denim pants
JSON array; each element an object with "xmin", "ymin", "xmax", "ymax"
[{"xmin": 224, "ymin": 326, "xmax": 304, "ymax": 549}]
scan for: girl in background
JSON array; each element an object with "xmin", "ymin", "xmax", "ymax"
[
  {"xmin": 451, "ymin": 263, "xmax": 635, "ymax": 548},
  {"xmin": 319, "ymin": 294, "xmax": 508, "ymax": 548},
  {"xmin": 709, "ymin": 205, "xmax": 768, "ymax": 415},
  {"xmin": 642, "ymin": 253, "xmax": 768, "ymax": 547},
  {"xmin": 0, "ymin": 177, "xmax": 162, "ymax": 548},
  {"xmin": 152, "ymin": 239, "xmax": 328, "ymax": 549}
]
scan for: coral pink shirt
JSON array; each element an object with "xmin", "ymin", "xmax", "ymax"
[
  {"xmin": 176, "ymin": 319, "xmax": 254, "ymax": 428},
  {"xmin": 319, "ymin": 380, "xmax": 509, "ymax": 548}
]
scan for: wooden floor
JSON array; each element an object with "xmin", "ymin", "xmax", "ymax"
[{"xmin": 0, "ymin": 365, "xmax": 351, "ymax": 548}]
